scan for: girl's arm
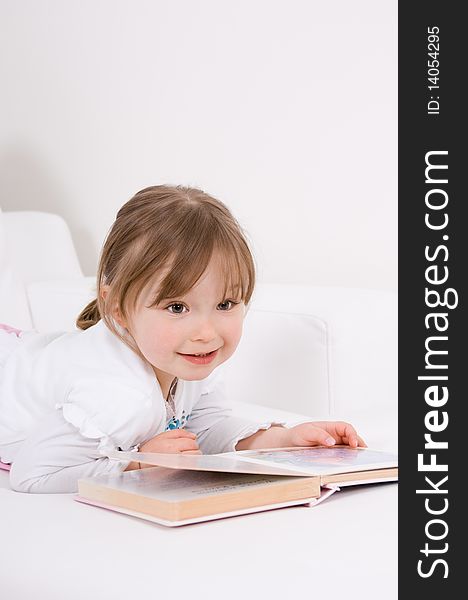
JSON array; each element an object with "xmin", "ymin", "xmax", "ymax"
[
  {"xmin": 184, "ymin": 367, "xmax": 289, "ymax": 454},
  {"xmin": 9, "ymin": 410, "xmax": 131, "ymax": 493},
  {"xmin": 236, "ymin": 421, "xmax": 367, "ymax": 450},
  {"xmin": 235, "ymin": 424, "xmax": 290, "ymax": 450}
]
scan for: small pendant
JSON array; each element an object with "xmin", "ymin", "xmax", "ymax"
[{"xmin": 166, "ymin": 417, "xmax": 181, "ymax": 430}]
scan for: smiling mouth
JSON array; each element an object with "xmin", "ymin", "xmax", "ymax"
[{"xmin": 178, "ymin": 349, "xmax": 218, "ymax": 357}]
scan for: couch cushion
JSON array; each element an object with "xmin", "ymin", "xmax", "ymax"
[
  {"xmin": 0, "ymin": 208, "xmax": 33, "ymax": 330},
  {"xmin": 221, "ymin": 309, "xmax": 330, "ymax": 418},
  {"xmin": 250, "ymin": 283, "xmax": 397, "ymax": 415}
]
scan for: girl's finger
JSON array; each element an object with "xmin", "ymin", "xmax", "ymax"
[
  {"xmin": 160, "ymin": 429, "xmax": 197, "ymax": 439},
  {"xmin": 340, "ymin": 434, "xmax": 368, "ymax": 448},
  {"xmin": 293, "ymin": 425, "xmax": 337, "ymax": 447},
  {"xmin": 346, "ymin": 427, "xmax": 368, "ymax": 448},
  {"xmin": 160, "ymin": 438, "xmax": 199, "ymax": 453},
  {"xmin": 333, "ymin": 422, "xmax": 361, "ymax": 447},
  {"xmin": 176, "ymin": 439, "xmax": 200, "ymax": 452},
  {"xmin": 357, "ymin": 435, "xmax": 368, "ymax": 447}
]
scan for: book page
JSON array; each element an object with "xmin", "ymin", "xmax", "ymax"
[
  {"xmin": 79, "ymin": 467, "xmax": 313, "ymax": 502},
  {"xmin": 107, "ymin": 446, "xmax": 397, "ymax": 477},
  {"xmin": 226, "ymin": 446, "xmax": 398, "ymax": 476},
  {"xmin": 106, "ymin": 449, "xmax": 312, "ymax": 476}
]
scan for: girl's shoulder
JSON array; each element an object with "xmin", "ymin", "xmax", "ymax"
[
  {"xmin": 62, "ymin": 321, "xmax": 157, "ymax": 391},
  {"xmin": 52, "ymin": 322, "xmax": 161, "ymax": 452},
  {"xmin": 8, "ymin": 321, "xmax": 156, "ymax": 399}
]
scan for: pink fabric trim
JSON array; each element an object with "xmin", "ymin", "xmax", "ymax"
[
  {"xmin": 0, "ymin": 323, "xmax": 22, "ymax": 337},
  {"xmin": 0, "ymin": 461, "xmax": 11, "ymax": 471}
]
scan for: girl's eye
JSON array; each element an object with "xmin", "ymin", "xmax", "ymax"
[
  {"xmin": 218, "ymin": 300, "xmax": 239, "ymax": 311},
  {"xmin": 166, "ymin": 303, "xmax": 187, "ymax": 314},
  {"xmin": 165, "ymin": 300, "xmax": 239, "ymax": 314}
]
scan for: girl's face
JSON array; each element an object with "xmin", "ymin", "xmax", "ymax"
[{"xmin": 122, "ymin": 253, "xmax": 246, "ymax": 397}]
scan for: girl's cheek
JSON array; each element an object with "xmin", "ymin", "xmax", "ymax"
[{"xmin": 226, "ymin": 320, "xmax": 244, "ymax": 348}]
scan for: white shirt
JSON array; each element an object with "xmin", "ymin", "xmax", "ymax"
[{"xmin": 0, "ymin": 321, "xmax": 285, "ymax": 493}]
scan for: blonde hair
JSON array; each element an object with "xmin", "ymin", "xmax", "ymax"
[{"xmin": 76, "ymin": 185, "xmax": 256, "ymax": 357}]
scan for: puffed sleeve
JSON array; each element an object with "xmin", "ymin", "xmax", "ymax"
[
  {"xmin": 184, "ymin": 367, "xmax": 289, "ymax": 454},
  {"xmin": 9, "ymin": 410, "xmax": 133, "ymax": 493},
  {"xmin": 9, "ymin": 379, "xmax": 162, "ymax": 493},
  {"xmin": 55, "ymin": 378, "xmax": 160, "ymax": 457}
]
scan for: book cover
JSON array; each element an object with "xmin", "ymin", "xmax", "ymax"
[{"xmin": 75, "ymin": 485, "xmax": 339, "ymax": 527}]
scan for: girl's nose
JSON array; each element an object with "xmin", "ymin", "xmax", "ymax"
[{"xmin": 190, "ymin": 319, "xmax": 217, "ymax": 343}]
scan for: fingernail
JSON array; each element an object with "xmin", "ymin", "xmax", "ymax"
[{"xmin": 325, "ymin": 437, "xmax": 335, "ymax": 445}]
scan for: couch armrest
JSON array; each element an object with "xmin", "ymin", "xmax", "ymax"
[{"xmin": 2, "ymin": 211, "xmax": 84, "ymax": 283}]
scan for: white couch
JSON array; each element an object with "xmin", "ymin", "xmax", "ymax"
[{"xmin": 0, "ymin": 208, "xmax": 398, "ymax": 599}]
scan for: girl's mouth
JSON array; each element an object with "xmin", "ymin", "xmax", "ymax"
[{"xmin": 177, "ymin": 349, "xmax": 218, "ymax": 365}]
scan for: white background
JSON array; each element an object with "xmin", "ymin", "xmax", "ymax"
[{"xmin": 0, "ymin": 0, "xmax": 396, "ymax": 290}]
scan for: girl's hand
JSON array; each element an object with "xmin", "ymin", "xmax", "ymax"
[
  {"xmin": 125, "ymin": 430, "xmax": 201, "ymax": 471},
  {"xmin": 139, "ymin": 429, "xmax": 202, "ymax": 455},
  {"xmin": 286, "ymin": 421, "xmax": 367, "ymax": 449}
]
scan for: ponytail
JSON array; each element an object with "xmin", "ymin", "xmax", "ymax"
[{"xmin": 76, "ymin": 298, "xmax": 101, "ymax": 330}]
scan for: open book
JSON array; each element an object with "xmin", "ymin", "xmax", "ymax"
[{"xmin": 75, "ymin": 446, "xmax": 398, "ymax": 527}]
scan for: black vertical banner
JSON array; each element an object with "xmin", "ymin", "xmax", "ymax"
[{"xmin": 399, "ymin": 2, "xmax": 464, "ymax": 594}]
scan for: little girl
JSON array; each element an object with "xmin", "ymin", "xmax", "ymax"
[{"xmin": 0, "ymin": 185, "xmax": 365, "ymax": 493}]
